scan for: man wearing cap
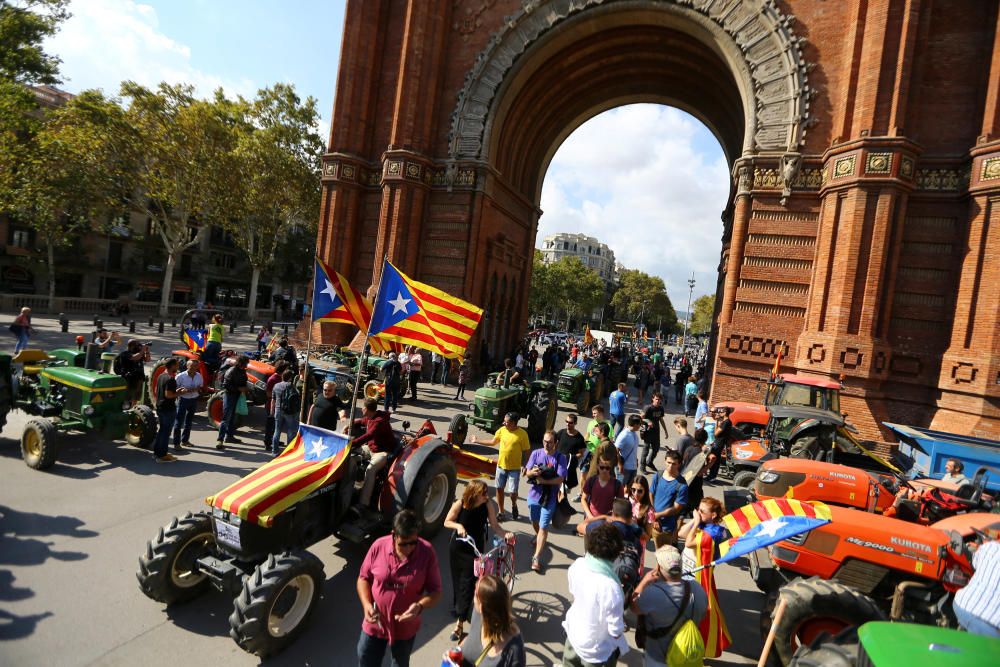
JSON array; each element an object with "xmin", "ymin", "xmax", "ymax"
[
  {"xmin": 632, "ymin": 545, "xmax": 708, "ymax": 665},
  {"xmin": 470, "ymin": 411, "xmax": 530, "ymax": 520}
]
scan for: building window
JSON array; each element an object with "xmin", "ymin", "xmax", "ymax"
[
  {"xmin": 211, "ymin": 252, "xmax": 235, "ymax": 269},
  {"xmin": 10, "ymin": 228, "xmax": 32, "ymax": 248},
  {"xmin": 107, "ymin": 241, "xmax": 123, "ymax": 270}
]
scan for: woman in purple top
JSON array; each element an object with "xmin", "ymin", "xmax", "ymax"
[{"xmin": 523, "ymin": 430, "xmax": 568, "ymax": 573}]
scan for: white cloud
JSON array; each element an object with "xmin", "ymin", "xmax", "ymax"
[
  {"xmin": 45, "ymin": 0, "xmax": 256, "ymax": 100},
  {"xmin": 539, "ymin": 104, "xmax": 730, "ymax": 309}
]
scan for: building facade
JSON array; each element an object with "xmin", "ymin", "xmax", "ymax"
[
  {"xmin": 315, "ymin": 0, "xmax": 1000, "ymax": 440},
  {"xmin": 539, "ymin": 232, "xmax": 617, "ymax": 283}
]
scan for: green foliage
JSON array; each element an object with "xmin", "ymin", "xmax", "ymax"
[
  {"xmin": 689, "ymin": 294, "xmax": 715, "ymax": 334},
  {"xmin": 610, "ymin": 269, "xmax": 678, "ymax": 332},
  {"xmin": 528, "ymin": 250, "xmax": 554, "ymax": 318},
  {"xmin": 547, "ymin": 255, "xmax": 605, "ymax": 323},
  {"xmin": 0, "ymin": 0, "xmax": 69, "ymax": 85}
]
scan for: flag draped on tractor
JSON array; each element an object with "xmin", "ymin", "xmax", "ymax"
[
  {"xmin": 717, "ymin": 498, "xmax": 832, "ymax": 565},
  {"xmin": 208, "ymin": 425, "xmax": 351, "ymax": 527},
  {"xmin": 182, "ymin": 328, "xmax": 206, "ymax": 353},
  {"xmin": 311, "ymin": 259, "xmax": 400, "ymax": 355},
  {"xmin": 368, "ymin": 260, "xmax": 483, "ymax": 359}
]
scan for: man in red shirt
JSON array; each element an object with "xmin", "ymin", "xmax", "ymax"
[
  {"xmin": 357, "ymin": 510, "xmax": 441, "ymax": 666},
  {"xmin": 353, "ymin": 398, "xmax": 398, "ymax": 507}
]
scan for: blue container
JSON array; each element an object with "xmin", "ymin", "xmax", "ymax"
[{"xmin": 883, "ymin": 422, "xmax": 1000, "ymax": 493}]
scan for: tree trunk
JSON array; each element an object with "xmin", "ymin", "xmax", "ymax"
[
  {"xmin": 47, "ymin": 240, "xmax": 56, "ymax": 313},
  {"xmin": 247, "ymin": 264, "xmax": 261, "ymax": 320},
  {"xmin": 159, "ymin": 251, "xmax": 176, "ymax": 318}
]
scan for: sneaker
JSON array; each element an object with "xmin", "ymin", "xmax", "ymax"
[
  {"xmin": 174, "ymin": 441, "xmax": 184, "ymax": 450},
  {"xmin": 215, "ymin": 441, "xmax": 226, "ymax": 450},
  {"xmin": 155, "ymin": 454, "xmax": 178, "ymax": 463},
  {"xmin": 511, "ymin": 505, "xmax": 519, "ymax": 520},
  {"xmin": 181, "ymin": 441, "xmax": 193, "ymax": 448},
  {"xmin": 264, "ymin": 447, "xmax": 273, "ymax": 454},
  {"xmin": 572, "ymin": 493, "xmax": 582, "ymax": 502},
  {"xmin": 225, "ymin": 437, "xmax": 243, "ymax": 444}
]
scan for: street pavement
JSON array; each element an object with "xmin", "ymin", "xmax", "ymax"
[{"xmin": 0, "ymin": 317, "xmax": 761, "ymax": 666}]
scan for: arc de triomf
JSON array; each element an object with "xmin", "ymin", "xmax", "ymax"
[{"xmin": 314, "ymin": 0, "xmax": 1000, "ymax": 441}]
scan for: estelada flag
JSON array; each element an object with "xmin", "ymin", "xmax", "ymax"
[
  {"xmin": 182, "ymin": 328, "xmax": 206, "ymax": 352},
  {"xmin": 208, "ymin": 424, "xmax": 351, "ymax": 527},
  {"xmin": 717, "ymin": 498, "xmax": 831, "ymax": 564},
  {"xmin": 312, "ymin": 259, "xmax": 355, "ymax": 326},
  {"xmin": 368, "ymin": 259, "xmax": 483, "ymax": 359},
  {"xmin": 688, "ymin": 526, "xmax": 732, "ymax": 658},
  {"xmin": 315, "ymin": 259, "xmax": 400, "ymax": 356}
]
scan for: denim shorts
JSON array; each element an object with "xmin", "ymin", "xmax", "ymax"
[
  {"xmin": 495, "ymin": 467, "xmax": 520, "ymax": 494},
  {"xmin": 528, "ymin": 500, "xmax": 555, "ymax": 529}
]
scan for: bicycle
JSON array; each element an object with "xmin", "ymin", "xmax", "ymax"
[{"xmin": 456, "ymin": 533, "xmax": 517, "ymax": 593}]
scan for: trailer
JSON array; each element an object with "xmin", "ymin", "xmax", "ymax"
[{"xmin": 884, "ymin": 422, "xmax": 1000, "ymax": 493}]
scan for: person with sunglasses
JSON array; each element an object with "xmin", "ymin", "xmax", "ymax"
[
  {"xmin": 357, "ymin": 510, "xmax": 441, "ymax": 666},
  {"xmin": 628, "ymin": 476, "xmax": 655, "ymax": 559},
  {"xmin": 524, "ymin": 430, "xmax": 568, "ymax": 573},
  {"xmin": 676, "ymin": 497, "xmax": 731, "ymax": 658},
  {"xmin": 576, "ymin": 450, "xmax": 625, "ymax": 536},
  {"xmin": 470, "ymin": 412, "xmax": 530, "ymax": 520},
  {"xmin": 556, "ymin": 414, "xmax": 587, "ymax": 492}
]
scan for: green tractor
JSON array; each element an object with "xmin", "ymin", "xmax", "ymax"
[
  {"xmin": 556, "ymin": 366, "xmax": 605, "ymax": 414},
  {"xmin": 1, "ymin": 350, "xmax": 157, "ymax": 470},
  {"xmin": 458, "ymin": 374, "xmax": 557, "ymax": 445}
]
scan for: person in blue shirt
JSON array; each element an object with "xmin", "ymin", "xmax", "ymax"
[
  {"xmin": 650, "ymin": 450, "xmax": 689, "ymax": 548},
  {"xmin": 615, "ymin": 414, "xmax": 642, "ymax": 487},
  {"xmin": 608, "ymin": 382, "xmax": 628, "ymax": 437},
  {"xmin": 574, "ymin": 351, "xmax": 593, "ymax": 372}
]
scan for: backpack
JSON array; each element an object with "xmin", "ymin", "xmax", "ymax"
[
  {"xmin": 611, "ymin": 524, "xmax": 642, "ymax": 603},
  {"xmin": 113, "ymin": 353, "xmax": 123, "ymax": 376},
  {"xmin": 282, "ymin": 385, "xmax": 301, "ymax": 416}
]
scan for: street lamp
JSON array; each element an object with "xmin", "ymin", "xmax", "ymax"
[{"xmin": 681, "ymin": 272, "xmax": 695, "ymax": 350}]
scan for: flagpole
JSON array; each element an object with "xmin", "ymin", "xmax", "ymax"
[
  {"xmin": 348, "ymin": 254, "xmax": 390, "ymax": 427},
  {"xmin": 300, "ymin": 261, "xmax": 319, "ymax": 422}
]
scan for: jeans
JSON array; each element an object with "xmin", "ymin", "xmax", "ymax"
[
  {"xmin": 562, "ymin": 639, "xmax": 620, "ymax": 667},
  {"xmin": 610, "ymin": 414, "xmax": 624, "ymax": 438},
  {"xmin": 618, "ymin": 468, "xmax": 637, "ymax": 488},
  {"xmin": 272, "ymin": 412, "xmax": 299, "ymax": 453},
  {"xmin": 264, "ymin": 414, "xmax": 275, "ymax": 447},
  {"xmin": 13, "ymin": 329, "xmax": 30, "ymax": 355},
  {"xmin": 154, "ymin": 408, "xmax": 176, "ymax": 458},
  {"xmin": 357, "ymin": 630, "xmax": 415, "ymax": 667},
  {"xmin": 384, "ymin": 383, "xmax": 399, "ymax": 412},
  {"xmin": 216, "ymin": 392, "xmax": 240, "ymax": 442},
  {"xmin": 956, "ymin": 605, "xmax": 1000, "ymax": 638},
  {"xmin": 173, "ymin": 398, "xmax": 197, "ymax": 445},
  {"xmin": 640, "ymin": 439, "xmax": 660, "ymax": 470}
]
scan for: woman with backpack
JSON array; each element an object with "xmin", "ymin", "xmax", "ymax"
[{"xmin": 676, "ymin": 497, "xmax": 731, "ymax": 659}]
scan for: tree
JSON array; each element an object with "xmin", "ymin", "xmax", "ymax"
[
  {"xmin": 4, "ymin": 90, "xmax": 127, "ymax": 309},
  {"xmin": 226, "ymin": 84, "xmax": 323, "ymax": 319},
  {"xmin": 528, "ymin": 250, "xmax": 555, "ymax": 324},
  {"xmin": 610, "ymin": 269, "xmax": 678, "ymax": 333},
  {"xmin": 548, "ymin": 256, "xmax": 604, "ymax": 328},
  {"xmin": 116, "ymin": 82, "xmax": 240, "ymax": 316},
  {"xmin": 690, "ymin": 294, "xmax": 716, "ymax": 335},
  {"xmin": 0, "ymin": 0, "xmax": 70, "ymax": 85}
]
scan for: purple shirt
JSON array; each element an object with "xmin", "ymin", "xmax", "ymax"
[
  {"xmin": 358, "ymin": 534, "xmax": 441, "ymax": 642},
  {"xmin": 525, "ymin": 448, "xmax": 568, "ymax": 507}
]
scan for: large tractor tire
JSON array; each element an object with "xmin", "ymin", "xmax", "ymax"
[
  {"xmin": 21, "ymin": 418, "xmax": 57, "ymax": 470},
  {"xmin": 767, "ymin": 577, "xmax": 883, "ymax": 666},
  {"xmin": 126, "ymin": 404, "xmax": 158, "ymax": 448},
  {"xmin": 789, "ymin": 626, "xmax": 860, "ymax": 667},
  {"xmin": 575, "ymin": 388, "xmax": 590, "ymax": 414},
  {"xmin": 789, "ymin": 435, "xmax": 821, "ymax": 460},
  {"xmin": 448, "ymin": 413, "xmax": 469, "ymax": 447},
  {"xmin": 733, "ymin": 469, "xmax": 759, "ymax": 489},
  {"xmin": 206, "ymin": 392, "xmax": 243, "ymax": 430},
  {"xmin": 591, "ymin": 375, "xmax": 604, "ymax": 402},
  {"xmin": 147, "ymin": 357, "xmax": 176, "ymax": 403},
  {"xmin": 229, "ymin": 550, "xmax": 324, "ymax": 657},
  {"xmin": 408, "ymin": 453, "xmax": 457, "ymax": 538},
  {"xmin": 363, "ymin": 380, "xmax": 381, "ymax": 400},
  {"xmin": 136, "ymin": 511, "xmax": 215, "ymax": 604}
]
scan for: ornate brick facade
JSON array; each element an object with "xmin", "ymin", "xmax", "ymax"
[{"xmin": 317, "ymin": 0, "xmax": 1000, "ymax": 440}]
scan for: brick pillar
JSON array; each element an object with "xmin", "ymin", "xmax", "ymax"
[
  {"xmin": 932, "ymin": 144, "xmax": 1000, "ymax": 438},
  {"xmin": 719, "ymin": 162, "xmax": 751, "ymax": 325}
]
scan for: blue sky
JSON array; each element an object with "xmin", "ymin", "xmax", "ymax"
[{"xmin": 45, "ymin": 0, "xmax": 726, "ymax": 307}]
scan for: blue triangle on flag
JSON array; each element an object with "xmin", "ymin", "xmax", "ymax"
[
  {"xmin": 313, "ymin": 261, "xmax": 345, "ymax": 319},
  {"xmin": 369, "ymin": 262, "xmax": 416, "ymax": 336}
]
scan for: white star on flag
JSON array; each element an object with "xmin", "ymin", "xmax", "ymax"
[
  {"xmin": 321, "ymin": 278, "xmax": 338, "ymax": 302},
  {"xmin": 308, "ymin": 439, "xmax": 329, "ymax": 459},
  {"xmin": 389, "ymin": 291, "xmax": 411, "ymax": 315},
  {"xmin": 755, "ymin": 517, "xmax": 787, "ymax": 539}
]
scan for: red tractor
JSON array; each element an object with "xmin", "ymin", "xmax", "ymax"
[{"xmin": 147, "ymin": 309, "xmax": 276, "ymax": 427}]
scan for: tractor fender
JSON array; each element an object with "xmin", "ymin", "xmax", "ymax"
[
  {"xmin": 389, "ymin": 437, "xmax": 451, "ymax": 510},
  {"xmin": 788, "ymin": 418, "xmax": 821, "ymax": 441}
]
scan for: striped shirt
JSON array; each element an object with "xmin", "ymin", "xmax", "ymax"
[{"xmin": 954, "ymin": 540, "xmax": 1000, "ymax": 630}]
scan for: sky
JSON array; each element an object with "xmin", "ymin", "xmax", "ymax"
[{"xmin": 43, "ymin": 0, "xmax": 728, "ymax": 307}]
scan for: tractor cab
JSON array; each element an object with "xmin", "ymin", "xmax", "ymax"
[{"xmin": 764, "ymin": 373, "xmax": 842, "ymax": 413}]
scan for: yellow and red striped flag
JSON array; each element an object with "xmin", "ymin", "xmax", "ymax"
[
  {"xmin": 208, "ymin": 425, "xmax": 351, "ymax": 527},
  {"xmin": 719, "ymin": 498, "xmax": 831, "ymax": 560},
  {"xmin": 316, "ymin": 259, "xmax": 400, "ymax": 356},
  {"xmin": 368, "ymin": 260, "xmax": 483, "ymax": 359},
  {"xmin": 688, "ymin": 527, "xmax": 732, "ymax": 657}
]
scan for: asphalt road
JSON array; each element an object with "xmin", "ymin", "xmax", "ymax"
[{"xmin": 0, "ymin": 317, "xmax": 760, "ymax": 666}]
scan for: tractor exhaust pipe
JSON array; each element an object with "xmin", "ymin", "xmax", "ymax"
[{"xmin": 891, "ymin": 580, "xmax": 932, "ymax": 620}]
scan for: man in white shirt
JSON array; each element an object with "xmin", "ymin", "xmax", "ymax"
[
  {"xmin": 953, "ymin": 538, "xmax": 1000, "ymax": 638},
  {"xmin": 562, "ymin": 522, "xmax": 629, "ymax": 666},
  {"xmin": 614, "ymin": 414, "xmax": 642, "ymax": 487},
  {"xmin": 173, "ymin": 359, "xmax": 203, "ymax": 449},
  {"xmin": 941, "ymin": 458, "xmax": 971, "ymax": 486}
]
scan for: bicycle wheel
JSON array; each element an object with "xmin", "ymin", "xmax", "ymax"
[{"xmin": 500, "ymin": 549, "xmax": 516, "ymax": 594}]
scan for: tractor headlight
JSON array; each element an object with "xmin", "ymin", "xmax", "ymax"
[
  {"xmin": 492, "ymin": 407, "xmax": 499, "ymax": 416},
  {"xmin": 82, "ymin": 405, "xmax": 96, "ymax": 417},
  {"xmin": 213, "ymin": 507, "xmax": 226, "ymax": 519},
  {"xmin": 758, "ymin": 470, "xmax": 779, "ymax": 484}
]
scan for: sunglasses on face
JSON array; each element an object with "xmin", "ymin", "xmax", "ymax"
[
  {"xmin": 396, "ymin": 538, "xmax": 418, "ymax": 548},
  {"xmin": 598, "ymin": 465, "xmax": 612, "ymax": 471}
]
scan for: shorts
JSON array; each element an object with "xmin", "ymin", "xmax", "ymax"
[
  {"xmin": 528, "ymin": 501, "xmax": 555, "ymax": 529},
  {"xmin": 495, "ymin": 467, "xmax": 520, "ymax": 494}
]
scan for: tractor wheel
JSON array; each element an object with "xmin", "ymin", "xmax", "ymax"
[
  {"xmin": 229, "ymin": 550, "xmax": 324, "ymax": 657},
  {"xmin": 335, "ymin": 381, "xmax": 353, "ymax": 405},
  {"xmin": 789, "ymin": 626, "xmax": 860, "ymax": 667},
  {"xmin": 575, "ymin": 389, "xmax": 589, "ymax": 414},
  {"xmin": 136, "ymin": 511, "xmax": 215, "ymax": 604},
  {"xmin": 206, "ymin": 392, "xmax": 244, "ymax": 430},
  {"xmin": 363, "ymin": 380, "xmax": 380, "ymax": 400},
  {"xmin": 769, "ymin": 577, "xmax": 883, "ymax": 666},
  {"xmin": 21, "ymin": 418, "xmax": 57, "ymax": 470},
  {"xmin": 126, "ymin": 404, "xmax": 158, "ymax": 448},
  {"xmin": 408, "ymin": 453, "xmax": 457, "ymax": 538},
  {"xmin": 790, "ymin": 436, "xmax": 821, "ymax": 460},
  {"xmin": 749, "ymin": 549, "xmax": 782, "ymax": 594},
  {"xmin": 733, "ymin": 469, "xmax": 759, "ymax": 489},
  {"xmin": 147, "ymin": 357, "xmax": 176, "ymax": 403},
  {"xmin": 543, "ymin": 395, "xmax": 557, "ymax": 432},
  {"xmin": 448, "ymin": 413, "xmax": 469, "ymax": 447}
]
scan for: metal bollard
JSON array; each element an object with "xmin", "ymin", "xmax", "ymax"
[
  {"xmin": 148, "ymin": 316, "xmax": 154, "ymax": 327},
  {"xmin": 95, "ymin": 319, "xmax": 103, "ymax": 331},
  {"xmin": 249, "ymin": 320, "xmax": 255, "ymax": 333},
  {"xmin": 129, "ymin": 320, "xmax": 136, "ymax": 333},
  {"xmin": 121, "ymin": 316, "xmax": 127, "ymax": 326},
  {"xmin": 93, "ymin": 314, "xmax": 99, "ymax": 325},
  {"xmin": 158, "ymin": 321, "xmax": 165, "ymax": 333},
  {"xmin": 59, "ymin": 313, "xmax": 69, "ymax": 332},
  {"xmin": 229, "ymin": 321, "xmax": 236, "ymax": 333},
  {"xmin": 283, "ymin": 323, "xmax": 290, "ymax": 334},
  {"xmin": 171, "ymin": 318, "xmax": 177, "ymax": 327}
]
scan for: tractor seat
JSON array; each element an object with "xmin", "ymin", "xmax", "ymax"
[{"xmin": 13, "ymin": 349, "xmax": 52, "ymax": 375}]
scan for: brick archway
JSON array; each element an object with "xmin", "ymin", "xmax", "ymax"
[{"xmin": 317, "ymin": 0, "xmax": 1000, "ymax": 439}]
